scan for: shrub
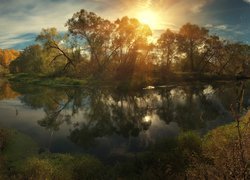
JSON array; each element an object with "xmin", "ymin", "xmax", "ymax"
[{"xmin": 22, "ymin": 154, "xmax": 105, "ymax": 180}]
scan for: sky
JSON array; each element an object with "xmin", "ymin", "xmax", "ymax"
[{"xmin": 0, "ymin": 0, "xmax": 250, "ymax": 50}]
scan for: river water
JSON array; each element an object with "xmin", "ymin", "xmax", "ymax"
[{"xmin": 0, "ymin": 79, "xmax": 248, "ymax": 160}]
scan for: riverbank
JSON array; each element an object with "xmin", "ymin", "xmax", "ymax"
[
  {"xmin": 6, "ymin": 72, "xmax": 248, "ymax": 89},
  {"xmin": 7, "ymin": 73, "xmax": 88, "ymax": 87}
]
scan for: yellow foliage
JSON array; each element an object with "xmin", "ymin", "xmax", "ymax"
[{"xmin": 0, "ymin": 49, "xmax": 20, "ymax": 67}]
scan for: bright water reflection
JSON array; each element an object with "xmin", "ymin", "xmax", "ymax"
[{"xmin": 0, "ymin": 80, "xmax": 249, "ymax": 159}]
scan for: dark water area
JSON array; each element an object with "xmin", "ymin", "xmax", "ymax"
[{"xmin": 0, "ymin": 79, "xmax": 249, "ymax": 161}]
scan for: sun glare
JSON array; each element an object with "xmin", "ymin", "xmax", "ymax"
[
  {"xmin": 136, "ymin": 9, "xmax": 161, "ymax": 29},
  {"xmin": 143, "ymin": 115, "xmax": 151, "ymax": 123}
]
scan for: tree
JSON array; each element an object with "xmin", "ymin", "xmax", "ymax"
[
  {"xmin": 111, "ymin": 16, "xmax": 153, "ymax": 83},
  {"xmin": 36, "ymin": 28, "xmax": 77, "ymax": 73},
  {"xmin": 66, "ymin": 10, "xmax": 153, "ymax": 81},
  {"xmin": 216, "ymin": 42, "xmax": 250, "ymax": 75},
  {"xmin": 179, "ymin": 23, "xmax": 209, "ymax": 72},
  {"xmin": 196, "ymin": 35, "xmax": 223, "ymax": 73},
  {"xmin": 9, "ymin": 45, "xmax": 45, "ymax": 73},
  {"xmin": 0, "ymin": 49, "xmax": 20, "ymax": 68},
  {"xmin": 66, "ymin": 9, "xmax": 115, "ymax": 77},
  {"xmin": 157, "ymin": 29, "xmax": 178, "ymax": 71}
]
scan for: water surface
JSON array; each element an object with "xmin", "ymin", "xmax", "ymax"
[{"xmin": 0, "ymin": 80, "xmax": 249, "ymax": 160}]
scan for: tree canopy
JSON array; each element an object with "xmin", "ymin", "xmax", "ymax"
[
  {"xmin": 0, "ymin": 49, "xmax": 20, "ymax": 68},
  {"xmin": 8, "ymin": 9, "xmax": 250, "ymax": 85}
]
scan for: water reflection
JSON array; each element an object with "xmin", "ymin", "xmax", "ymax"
[
  {"xmin": 0, "ymin": 80, "xmax": 19, "ymax": 100},
  {"xmin": 0, "ymin": 80, "xmax": 249, "ymax": 157}
]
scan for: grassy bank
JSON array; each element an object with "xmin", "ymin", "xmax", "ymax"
[
  {"xmin": 7, "ymin": 73, "xmax": 87, "ymax": 87},
  {"xmin": 6, "ymin": 72, "xmax": 245, "ymax": 89},
  {"xmin": 0, "ymin": 128, "xmax": 105, "ymax": 179}
]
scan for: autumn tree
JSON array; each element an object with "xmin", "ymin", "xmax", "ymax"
[
  {"xmin": 111, "ymin": 16, "xmax": 153, "ymax": 84},
  {"xmin": 157, "ymin": 29, "xmax": 179, "ymax": 77},
  {"xmin": 215, "ymin": 42, "xmax": 250, "ymax": 75},
  {"xmin": 178, "ymin": 23, "xmax": 209, "ymax": 72},
  {"xmin": 0, "ymin": 49, "xmax": 20, "ymax": 68},
  {"xmin": 66, "ymin": 9, "xmax": 115, "ymax": 77},
  {"xmin": 66, "ymin": 9, "xmax": 153, "ymax": 82},
  {"xmin": 196, "ymin": 35, "xmax": 223, "ymax": 73}
]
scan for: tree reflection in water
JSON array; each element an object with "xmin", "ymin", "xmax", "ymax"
[{"xmin": 4, "ymin": 81, "xmax": 247, "ymax": 150}]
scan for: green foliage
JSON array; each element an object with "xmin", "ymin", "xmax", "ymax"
[
  {"xmin": 2, "ymin": 129, "xmax": 39, "ymax": 171},
  {"xmin": 8, "ymin": 73, "xmax": 87, "ymax": 87},
  {"xmin": 23, "ymin": 157, "xmax": 55, "ymax": 180},
  {"xmin": 178, "ymin": 131, "xmax": 202, "ymax": 155},
  {"xmin": 0, "ymin": 128, "xmax": 105, "ymax": 179},
  {"xmin": 22, "ymin": 154, "xmax": 105, "ymax": 180},
  {"xmin": 203, "ymin": 123, "xmax": 237, "ymax": 150},
  {"xmin": 9, "ymin": 45, "xmax": 46, "ymax": 74}
]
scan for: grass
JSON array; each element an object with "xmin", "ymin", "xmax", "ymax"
[
  {"xmin": 0, "ymin": 128, "xmax": 105, "ymax": 179},
  {"xmin": 21, "ymin": 154, "xmax": 105, "ymax": 180},
  {"xmin": 7, "ymin": 71, "xmax": 243, "ymax": 90},
  {"xmin": 7, "ymin": 73, "xmax": 87, "ymax": 87}
]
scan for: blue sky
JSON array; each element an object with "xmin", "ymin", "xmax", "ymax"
[{"xmin": 0, "ymin": 0, "xmax": 250, "ymax": 50}]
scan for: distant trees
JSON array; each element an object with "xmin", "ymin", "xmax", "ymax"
[
  {"xmin": 8, "ymin": 9, "xmax": 250, "ymax": 82},
  {"xmin": 157, "ymin": 23, "xmax": 250, "ymax": 76},
  {"xmin": 0, "ymin": 49, "xmax": 19, "ymax": 69},
  {"xmin": 215, "ymin": 42, "xmax": 250, "ymax": 75},
  {"xmin": 9, "ymin": 45, "xmax": 45, "ymax": 73}
]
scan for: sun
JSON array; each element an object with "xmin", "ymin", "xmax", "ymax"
[{"xmin": 136, "ymin": 9, "xmax": 162, "ymax": 29}]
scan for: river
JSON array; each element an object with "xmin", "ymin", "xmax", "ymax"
[{"xmin": 0, "ymin": 79, "xmax": 248, "ymax": 161}]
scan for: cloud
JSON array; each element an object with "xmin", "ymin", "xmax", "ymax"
[
  {"xmin": 3, "ymin": 0, "xmax": 248, "ymax": 50},
  {"xmin": 0, "ymin": 33, "xmax": 36, "ymax": 49},
  {"xmin": 243, "ymin": 0, "xmax": 250, "ymax": 4},
  {"xmin": 204, "ymin": 23, "xmax": 250, "ymax": 44},
  {"xmin": 205, "ymin": 24, "xmax": 229, "ymax": 31},
  {"xmin": 0, "ymin": 0, "xmax": 86, "ymax": 49},
  {"xmin": 205, "ymin": 24, "xmax": 213, "ymax": 28},
  {"xmin": 216, "ymin": 25, "xmax": 228, "ymax": 30},
  {"xmin": 190, "ymin": 0, "xmax": 213, "ymax": 13}
]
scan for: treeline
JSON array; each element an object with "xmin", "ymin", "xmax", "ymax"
[
  {"xmin": 9, "ymin": 9, "xmax": 250, "ymax": 85},
  {"xmin": 0, "ymin": 49, "xmax": 19, "ymax": 73}
]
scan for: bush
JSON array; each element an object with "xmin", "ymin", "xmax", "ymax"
[
  {"xmin": 178, "ymin": 131, "xmax": 202, "ymax": 155},
  {"xmin": 22, "ymin": 154, "xmax": 105, "ymax": 180},
  {"xmin": 23, "ymin": 157, "xmax": 55, "ymax": 180}
]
